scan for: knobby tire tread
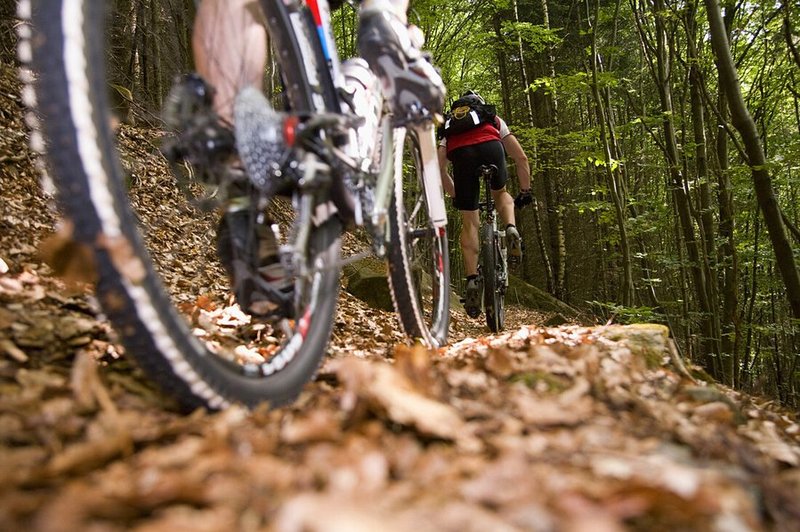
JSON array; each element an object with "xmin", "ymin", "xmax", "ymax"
[
  {"xmin": 28, "ymin": 0, "xmax": 342, "ymax": 410},
  {"xmin": 481, "ymin": 223, "xmax": 502, "ymax": 333},
  {"xmin": 386, "ymin": 130, "xmax": 450, "ymax": 347}
]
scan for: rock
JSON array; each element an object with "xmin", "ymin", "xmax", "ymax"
[
  {"xmin": 544, "ymin": 313, "xmax": 568, "ymax": 327},
  {"xmin": 506, "ymin": 276, "xmax": 581, "ymax": 317},
  {"xmin": 342, "ymin": 257, "xmax": 394, "ymax": 311},
  {"xmin": 343, "ymin": 256, "xmax": 466, "ymax": 315}
]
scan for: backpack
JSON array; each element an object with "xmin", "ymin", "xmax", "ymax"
[{"xmin": 438, "ymin": 96, "xmax": 498, "ymax": 139}]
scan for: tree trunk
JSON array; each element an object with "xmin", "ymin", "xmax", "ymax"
[
  {"xmin": 713, "ymin": 2, "xmax": 742, "ymax": 387},
  {"xmin": 706, "ymin": 0, "xmax": 800, "ymax": 320},
  {"xmin": 148, "ymin": 0, "xmax": 163, "ymax": 111},
  {"xmin": 644, "ymin": 0, "xmax": 716, "ymax": 373},
  {"xmin": 686, "ymin": 0, "xmax": 725, "ymax": 381},
  {"xmin": 539, "ymin": 0, "xmax": 567, "ymax": 301},
  {"xmin": 492, "ymin": 15, "xmax": 512, "ymax": 128},
  {"xmin": 589, "ymin": 0, "xmax": 634, "ymax": 306},
  {"xmin": 512, "ymin": 0, "xmax": 535, "ymax": 127}
]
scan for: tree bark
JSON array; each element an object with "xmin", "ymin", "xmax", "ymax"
[
  {"xmin": 706, "ymin": 0, "xmax": 800, "ymax": 320},
  {"xmin": 782, "ymin": 1, "xmax": 800, "ymax": 70},
  {"xmin": 539, "ymin": 0, "xmax": 567, "ymax": 301},
  {"xmin": 713, "ymin": 2, "xmax": 742, "ymax": 387},
  {"xmin": 637, "ymin": 0, "xmax": 716, "ymax": 373},
  {"xmin": 686, "ymin": 0, "xmax": 725, "ymax": 381},
  {"xmin": 589, "ymin": 0, "xmax": 634, "ymax": 306}
]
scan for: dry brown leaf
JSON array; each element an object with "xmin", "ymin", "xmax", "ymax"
[
  {"xmin": 484, "ymin": 347, "xmax": 516, "ymax": 378},
  {"xmin": 46, "ymin": 428, "xmax": 132, "ymax": 476},
  {"xmin": 281, "ymin": 410, "xmax": 342, "ymax": 444},
  {"xmin": 37, "ymin": 222, "xmax": 98, "ymax": 287},
  {"xmin": 393, "ymin": 343, "xmax": 436, "ymax": 390},
  {"xmin": 275, "ymin": 493, "xmax": 416, "ymax": 532},
  {"xmin": 0, "ymin": 336, "xmax": 28, "ymax": 362},
  {"xmin": 740, "ymin": 420, "xmax": 800, "ymax": 466},
  {"xmin": 334, "ymin": 358, "xmax": 478, "ymax": 448}
]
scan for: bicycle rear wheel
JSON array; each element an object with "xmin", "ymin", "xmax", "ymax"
[
  {"xmin": 387, "ymin": 129, "xmax": 450, "ymax": 347},
  {"xmin": 22, "ymin": 0, "xmax": 342, "ymax": 409},
  {"xmin": 481, "ymin": 224, "xmax": 504, "ymax": 333}
]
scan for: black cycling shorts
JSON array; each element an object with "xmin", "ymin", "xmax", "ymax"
[{"xmin": 449, "ymin": 140, "xmax": 508, "ymax": 211}]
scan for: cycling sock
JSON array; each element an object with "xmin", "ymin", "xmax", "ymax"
[{"xmin": 466, "ymin": 274, "xmax": 478, "ymax": 282}]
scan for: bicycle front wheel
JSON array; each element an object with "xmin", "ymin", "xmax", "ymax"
[
  {"xmin": 23, "ymin": 0, "xmax": 342, "ymax": 409},
  {"xmin": 481, "ymin": 224, "xmax": 504, "ymax": 333},
  {"xmin": 387, "ymin": 129, "xmax": 450, "ymax": 347}
]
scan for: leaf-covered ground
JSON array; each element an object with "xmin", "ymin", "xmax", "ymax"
[{"xmin": 2, "ymin": 61, "xmax": 800, "ymax": 531}]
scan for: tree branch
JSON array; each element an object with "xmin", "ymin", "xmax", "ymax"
[{"xmin": 783, "ymin": 1, "xmax": 800, "ymax": 70}]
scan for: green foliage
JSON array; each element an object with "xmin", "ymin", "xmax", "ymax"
[
  {"xmin": 298, "ymin": 0, "xmax": 800, "ymax": 406},
  {"xmin": 588, "ymin": 301, "xmax": 665, "ymax": 325},
  {"xmin": 499, "ymin": 20, "xmax": 561, "ymax": 53}
]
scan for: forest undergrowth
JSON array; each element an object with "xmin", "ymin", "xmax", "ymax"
[{"xmin": 2, "ymin": 60, "xmax": 800, "ymax": 531}]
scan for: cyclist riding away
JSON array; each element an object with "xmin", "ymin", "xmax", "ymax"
[
  {"xmin": 173, "ymin": 0, "xmax": 446, "ymax": 317},
  {"xmin": 436, "ymin": 90, "xmax": 532, "ymax": 318}
]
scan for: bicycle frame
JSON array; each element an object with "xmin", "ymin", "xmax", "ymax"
[
  {"xmin": 300, "ymin": 0, "xmax": 447, "ymax": 254},
  {"xmin": 479, "ymin": 166, "xmax": 498, "ymax": 232},
  {"xmin": 477, "ymin": 164, "xmax": 507, "ymax": 332},
  {"xmin": 22, "ymin": 0, "xmax": 450, "ymax": 409}
]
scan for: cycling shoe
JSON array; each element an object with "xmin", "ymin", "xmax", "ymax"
[
  {"xmin": 506, "ymin": 225, "xmax": 522, "ymax": 265},
  {"xmin": 217, "ymin": 208, "xmax": 294, "ymax": 319},
  {"xmin": 357, "ymin": 9, "xmax": 445, "ymax": 123},
  {"xmin": 462, "ymin": 276, "xmax": 482, "ymax": 319}
]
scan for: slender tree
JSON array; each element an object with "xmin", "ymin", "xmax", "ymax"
[{"xmin": 705, "ymin": 0, "xmax": 800, "ymax": 320}]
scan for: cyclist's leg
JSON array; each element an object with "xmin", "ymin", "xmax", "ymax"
[
  {"xmin": 460, "ymin": 210, "xmax": 480, "ymax": 277},
  {"xmin": 450, "ymin": 145, "xmax": 482, "ymax": 275},
  {"xmin": 450, "ymin": 145, "xmax": 482, "ymax": 315},
  {"xmin": 192, "ymin": 0, "xmax": 289, "ymax": 316},
  {"xmin": 459, "ymin": 209, "xmax": 481, "ymax": 318},
  {"xmin": 478, "ymin": 140, "xmax": 511, "ymax": 224},
  {"xmin": 491, "ymin": 186, "xmax": 521, "ymax": 262},
  {"xmin": 193, "ymin": 0, "xmax": 267, "ymax": 124},
  {"xmin": 479, "ymin": 141, "xmax": 522, "ymax": 261},
  {"xmin": 491, "ymin": 188, "xmax": 515, "ymax": 227}
]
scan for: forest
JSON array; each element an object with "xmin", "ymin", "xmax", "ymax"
[
  {"xmin": 2, "ymin": 0, "xmax": 800, "ymax": 406},
  {"xmin": 3, "ymin": 1, "xmax": 800, "ymax": 529}
]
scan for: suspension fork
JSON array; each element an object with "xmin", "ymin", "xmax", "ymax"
[
  {"xmin": 412, "ymin": 123, "xmax": 447, "ymax": 229},
  {"xmin": 372, "ymin": 120, "xmax": 447, "ymax": 235}
]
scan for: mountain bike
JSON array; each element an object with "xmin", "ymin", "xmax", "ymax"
[
  {"xmin": 17, "ymin": 0, "xmax": 449, "ymax": 410},
  {"xmin": 476, "ymin": 164, "xmax": 508, "ymax": 333}
]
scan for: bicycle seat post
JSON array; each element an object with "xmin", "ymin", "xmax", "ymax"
[{"xmin": 478, "ymin": 164, "xmax": 496, "ymax": 225}]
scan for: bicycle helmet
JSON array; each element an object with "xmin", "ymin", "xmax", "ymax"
[{"xmin": 460, "ymin": 90, "xmax": 485, "ymax": 106}]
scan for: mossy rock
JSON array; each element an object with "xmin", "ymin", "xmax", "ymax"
[
  {"xmin": 343, "ymin": 256, "xmax": 464, "ymax": 314},
  {"xmin": 600, "ymin": 324, "xmax": 670, "ymax": 369},
  {"xmin": 342, "ymin": 256, "xmax": 394, "ymax": 311},
  {"xmin": 505, "ymin": 276, "xmax": 581, "ymax": 317}
]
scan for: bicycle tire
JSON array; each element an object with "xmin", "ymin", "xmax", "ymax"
[
  {"xmin": 22, "ymin": 0, "xmax": 343, "ymax": 410},
  {"xmin": 481, "ymin": 223, "xmax": 504, "ymax": 333},
  {"xmin": 387, "ymin": 129, "xmax": 450, "ymax": 347}
]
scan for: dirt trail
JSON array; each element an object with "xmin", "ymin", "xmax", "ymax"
[{"xmin": 2, "ymin": 63, "xmax": 800, "ymax": 531}]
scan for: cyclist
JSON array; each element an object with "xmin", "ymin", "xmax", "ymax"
[
  {"xmin": 179, "ymin": 0, "xmax": 445, "ymax": 317},
  {"xmin": 193, "ymin": 0, "xmax": 444, "ymax": 123},
  {"xmin": 436, "ymin": 90, "xmax": 532, "ymax": 318}
]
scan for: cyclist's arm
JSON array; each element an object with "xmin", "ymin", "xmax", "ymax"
[
  {"xmin": 437, "ymin": 145, "xmax": 455, "ymax": 198},
  {"xmin": 501, "ymin": 133, "xmax": 531, "ymax": 190}
]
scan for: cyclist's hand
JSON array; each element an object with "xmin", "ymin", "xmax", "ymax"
[{"xmin": 514, "ymin": 189, "xmax": 533, "ymax": 209}]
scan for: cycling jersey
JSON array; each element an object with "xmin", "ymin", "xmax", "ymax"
[{"xmin": 439, "ymin": 116, "xmax": 511, "ymax": 156}]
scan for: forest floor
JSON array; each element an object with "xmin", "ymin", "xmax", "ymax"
[{"xmin": 2, "ymin": 61, "xmax": 800, "ymax": 531}]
